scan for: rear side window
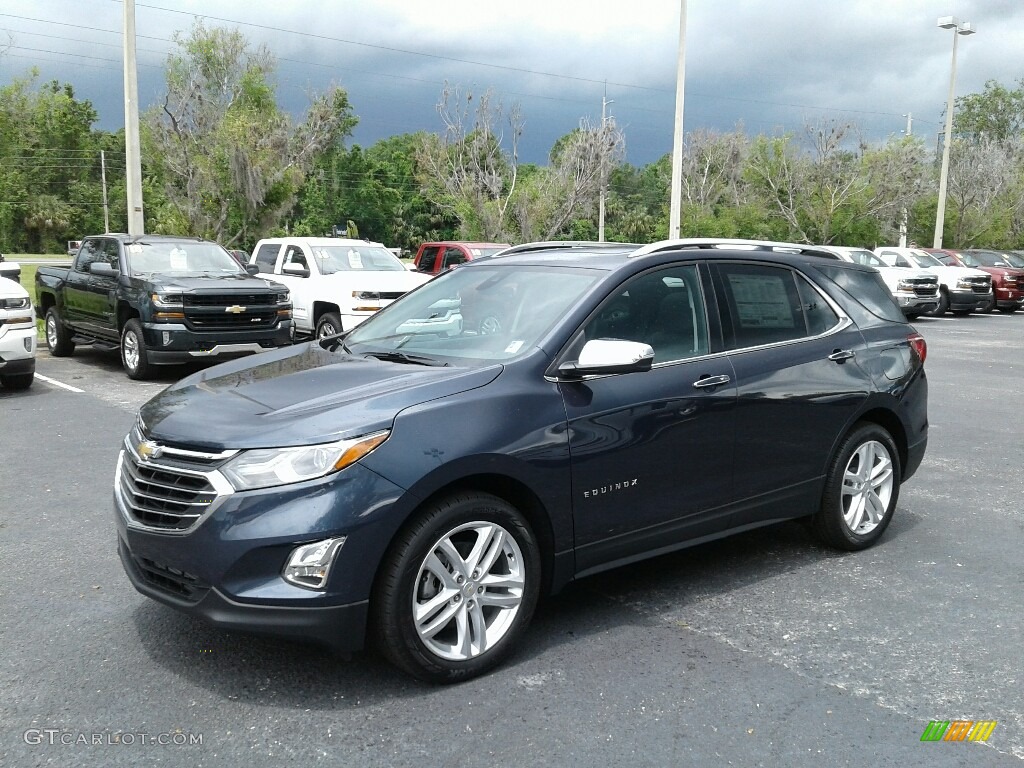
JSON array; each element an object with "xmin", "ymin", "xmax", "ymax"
[
  {"xmin": 713, "ymin": 263, "xmax": 839, "ymax": 349},
  {"xmin": 418, "ymin": 246, "xmax": 441, "ymax": 273},
  {"xmin": 813, "ymin": 264, "xmax": 906, "ymax": 323},
  {"xmin": 440, "ymin": 246, "xmax": 468, "ymax": 271},
  {"xmin": 254, "ymin": 243, "xmax": 281, "ymax": 273}
]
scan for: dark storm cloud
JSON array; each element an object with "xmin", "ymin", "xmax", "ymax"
[{"xmin": 3, "ymin": 0, "xmax": 1021, "ymax": 165}]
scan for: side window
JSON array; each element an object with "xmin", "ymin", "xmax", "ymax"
[
  {"xmin": 813, "ymin": 264, "xmax": 905, "ymax": 323},
  {"xmin": 895, "ymin": 256, "xmax": 913, "ymax": 268},
  {"xmin": 75, "ymin": 239, "xmax": 102, "ymax": 272},
  {"xmin": 418, "ymin": 246, "xmax": 441, "ymax": 273},
  {"xmin": 283, "ymin": 246, "xmax": 308, "ymax": 269},
  {"xmin": 715, "ymin": 263, "xmax": 806, "ymax": 349},
  {"xmin": 254, "ymin": 243, "xmax": 281, "ymax": 273},
  {"xmin": 795, "ymin": 274, "xmax": 839, "ymax": 336},
  {"xmin": 582, "ymin": 265, "xmax": 709, "ymax": 363},
  {"xmin": 440, "ymin": 246, "xmax": 468, "ymax": 271},
  {"xmin": 101, "ymin": 240, "xmax": 121, "ymax": 270}
]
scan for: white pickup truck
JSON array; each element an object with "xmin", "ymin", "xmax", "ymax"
[
  {"xmin": 873, "ymin": 246, "xmax": 993, "ymax": 316},
  {"xmin": 819, "ymin": 246, "xmax": 939, "ymax": 319},
  {"xmin": 250, "ymin": 237, "xmax": 430, "ymax": 337}
]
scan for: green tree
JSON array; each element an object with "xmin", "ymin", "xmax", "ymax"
[
  {"xmin": 953, "ymin": 78, "xmax": 1024, "ymax": 142},
  {"xmin": 144, "ymin": 20, "xmax": 356, "ymax": 245}
]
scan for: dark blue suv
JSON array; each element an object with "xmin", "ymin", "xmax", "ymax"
[{"xmin": 114, "ymin": 239, "xmax": 928, "ymax": 682}]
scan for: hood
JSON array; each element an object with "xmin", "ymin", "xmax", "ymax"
[
  {"xmin": 0, "ymin": 277, "xmax": 30, "ymax": 300},
  {"xmin": 135, "ymin": 274, "xmax": 286, "ymax": 292},
  {"xmin": 139, "ymin": 342, "xmax": 502, "ymax": 449},
  {"xmin": 928, "ymin": 264, "xmax": 990, "ymax": 280},
  {"xmin": 322, "ymin": 270, "xmax": 430, "ymax": 291}
]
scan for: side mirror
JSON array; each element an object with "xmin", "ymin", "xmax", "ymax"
[
  {"xmin": 281, "ymin": 263, "xmax": 310, "ymax": 278},
  {"xmin": 90, "ymin": 262, "xmax": 116, "ymax": 277},
  {"xmin": 557, "ymin": 339, "xmax": 655, "ymax": 378},
  {"xmin": 245, "ymin": 263, "xmax": 259, "ymax": 275}
]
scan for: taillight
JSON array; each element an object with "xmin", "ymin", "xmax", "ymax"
[{"xmin": 908, "ymin": 332, "xmax": 927, "ymax": 364}]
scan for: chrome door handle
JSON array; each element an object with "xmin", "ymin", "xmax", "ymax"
[
  {"xmin": 692, "ymin": 374, "xmax": 731, "ymax": 389},
  {"xmin": 828, "ymin": 349, "xmax": 856, "ymax": 362}
]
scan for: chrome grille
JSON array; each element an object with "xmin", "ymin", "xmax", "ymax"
[{"xmin": 116, "ymin": 428, "xmax": 235, "ymax": 532}]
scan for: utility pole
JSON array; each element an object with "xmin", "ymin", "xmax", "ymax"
[
  {"xmin": 123, "ymin": 0, "xmax": 144, "ymax": 235},
  {"xmin": 668, "ymin": 0, "xmax": 687, "ymax": 239},
  {"xmin": 598, "ymin": 89, "xmax": 613, "ymax": 243},
  {"xmin": 100, "ymin": 150, "xmax": 110, "ymax": 233},
  {"xmin": 898, "ymin": 113, "xmax": 911, "ymax": 248}
]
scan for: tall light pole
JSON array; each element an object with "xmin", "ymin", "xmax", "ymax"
[
  {"xmin": 123, "ymin": 0, "xmax": 145, "ymax": 235},
  {"xmin": 598, "ymin": 92, "xmax": 613, "ymax": 242},
  {"xmin": 933, "ymin": 16, "xmax": 975, "ymax": 249},
  {"xmin": 668, "ymin": 0, "xmax": 687, "ymax": 239}
]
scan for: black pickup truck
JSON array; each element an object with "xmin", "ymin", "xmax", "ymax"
[{"xmin": 36, "ymin": 234, "xmax": 293, "ymax": 379}]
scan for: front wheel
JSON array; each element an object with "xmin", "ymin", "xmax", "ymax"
[
  {"xmin": 997, "ymin": 305, "xmax": 1018, "ymax": 314},
  {"xmin": 120, "ymin": 319, "xmax": 153, "ymax": 380},
  {"xmin": 45, "ymin": 308, "xmax": 75, "ymax": 356},
  {"xmin": 812, "ymin": 423, "xmax": 901, "ymax": 551},
  {"xmin": 926, "ymin": 289, "xmax": 949, "ymax": 317},
  {"xmin": 0, "ymin": 372, "xmax": 33, "ymax": 390},
  {"xmin": 372, "ymin": 492, "xmax": 541, "ymax": 683},
  {"xmin": 315, "ymin": 311, "xmax": 343, "ymax": 339}
]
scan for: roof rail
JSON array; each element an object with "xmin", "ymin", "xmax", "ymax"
[
  {"xmin": 629, "ymin": 238, "xmax": 840, "ymax": 260},
  {"xmin": 490, "ymin": 241, "xmax": 637, "ymax": 258}
]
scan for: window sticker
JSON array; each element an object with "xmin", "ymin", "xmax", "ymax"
[
  {"xmin": 728, "ymin": 274, "xmax": 794, "ymax": 328},
  {"xmin": 504, "ymin": 340, "xmax": 524, "ymax": 354},
  {"xmin": 169, "ymin": 247, "xmax": 188, "ymax": 270},
  {"xmin": 348, "ymin": 249, "xmax": 363, "ymax": 268},
  {"xmin": 127, "ymin": 243, "xmax": 143, "ymax": 254},
  {"xmin": 470, "ymin": 249, "xmax": 482, "ymax": 256}
]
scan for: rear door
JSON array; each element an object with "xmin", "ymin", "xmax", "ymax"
[
  {"xmin": 709, "ymin": 261, "xmax": 871, "ymax": 526},
  {"xmin": 561, "ymin": 263, "xmax": 738, "ymax": 573}
]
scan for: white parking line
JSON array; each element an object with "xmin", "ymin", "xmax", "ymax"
[{"xmin": 35, "ymin": 374, "xmax": 85, "ymax": 393}]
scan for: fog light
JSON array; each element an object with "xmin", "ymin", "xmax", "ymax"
[
  {"xmin": 283, "ymin": 537, "xmax": 346, "ymax": 590},
  {"xmin": 24, "ymin": 337, "xmax": 34, "ymax": 352},
  {"xmin": 162, "ymin": 331, "xmax": 171, "ymax": 346}
]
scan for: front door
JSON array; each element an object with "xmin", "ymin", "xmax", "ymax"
[{"xmin": 560, "ymin": 264, "xmax": 738, "ymax": 574}]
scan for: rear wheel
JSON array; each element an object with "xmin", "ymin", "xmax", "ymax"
[
  {"xmin": 372, "ymin": 492, "xmax": 541, "ymax": 683},
  {"xmin": 316, "ymin": 312, "xmax": 343, "ymax": 339},
  {"xmin": 812, "ymin": 423, "xmax": 900, "ymax": 551},
  {"xmin": 120, "ymin": 319, "xmax": 152, "ymax": 380},
  {"xmin": 45, "ymin": 308, "xmax": 75, "ymax": 356}
]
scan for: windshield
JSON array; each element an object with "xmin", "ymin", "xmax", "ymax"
[
  {"xmin": 965, "ymin": 250, "xmax": 1009, "ymax": 268},
  {"xmin": 128, "ymin": 241, "xmax": 244, "ymax": 275},
  {"xmin": 847, "ymin": 249, "xmax": 887, "ymax": 268},
  {"xmin": 308, "ymin": 245, "xmax": 405, "ymax": 274},
  {"xmin": 343, "ymin": 264, "xmax": 602, "ymax": 363},
  {"xmin": 1004, "ymin": 252, "xmax": 1024, "ymax": 268},
  {"xmin": 910, "ymin": 250, "xmax": 943, "ymax": 268}
]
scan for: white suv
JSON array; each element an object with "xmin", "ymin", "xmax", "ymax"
[
  {"xmin": 874, "ymin": 247, "xmax": 993, "ymax": 316},
  {"xmin": 0, "ymin": 273, "xmax": 36, "ymax": 390},
  {"xmin": 250, "ymin": 237, "xmax": 430, "ymax": 337},
  {"xmin": 819, "ymin": 246, "xmax": 939, "ymax": 319}
]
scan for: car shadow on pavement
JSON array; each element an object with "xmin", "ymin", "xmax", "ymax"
[{"xmin": 130, "ymin": 510, "xmax": 924, "ymax": 706}]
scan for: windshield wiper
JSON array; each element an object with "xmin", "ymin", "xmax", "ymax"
[{"xmin": 362, "ymin": 350, "xmax": 448, "ymax": 366}]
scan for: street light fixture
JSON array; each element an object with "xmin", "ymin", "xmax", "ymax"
[{"xmin": 933, "ymin": 16, "xmax": 976, "ymax": 249}]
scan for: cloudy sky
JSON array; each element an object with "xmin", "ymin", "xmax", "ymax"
[{"xmin": 2, "ymin": 0, "xmax": 1022, "ymax": 165}]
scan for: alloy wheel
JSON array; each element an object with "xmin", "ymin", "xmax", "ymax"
[{"xmin": 841, "ymin": 440, "xmax": 895, "ymax": 536}]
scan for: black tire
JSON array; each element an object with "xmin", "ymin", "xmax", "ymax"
[
  {"xmin": 926, "ymin": 289, "xmax": 949, "ymax": 317},
  {"xmin": 371, "ymin": 492, "xmax": 541, "ymax": 683},
  {"xmin": 812, "ymin": 423, "xmax": 901, "ymax": 551},
  {"xmin": 315, "ymin": 311, "xmax": 343, "ymax": 339},
  {"xmin": 904, "ymin": 312, "xmax": 920, "ymax": 321},
  {"xmin": 0, "ymin": 372, "xmax": 33, "ymax": 390},
  {"xmin": 120, "ymin": 318, "xmax": 153, "ymax": 380},
  {"xmin": 977, "ymin": 298, "xmax": 995, "ymax": 314},
  {"xmin": 952, "ymin": 309, "xmax": 972, "ymax": 317},
  {"xmin": 997, "ymin": 305, "xmax": 1018, "ymax": 313},
  {"xmin": 44, "ymin": 307, "xmax": 75, "ymax": 356}
]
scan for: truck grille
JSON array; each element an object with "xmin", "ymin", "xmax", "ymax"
[
  {"xmin": 184, "ymin": 293, "xmax": 276, "ymax": 306},
  {"xmin": 906, "ymin": 277, "xmax": 939, "ymax": 297},
  {"xmin": 188, "ymin": 309, "xmax": 279, "ymax": 329},
  {"xmin": 116, "ymin": 428, "xmax": 235, "ymax": 533},
  {"xmin": 963, "ymin": 276, "xmax": 991, "ymax": 293}
]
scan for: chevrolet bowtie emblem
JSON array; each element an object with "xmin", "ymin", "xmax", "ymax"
[
  {"xmin": 225, "ymin": 305, "xmax": 246, "ymax": 314},
  {"xmin": 137, "ymin": 440, "xmax": 163, "ymax": 461}
]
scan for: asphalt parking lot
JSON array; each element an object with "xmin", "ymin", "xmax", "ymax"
[{"xmin": 1, "ymin": 313, "xmax": 1022, "ymax": 767}]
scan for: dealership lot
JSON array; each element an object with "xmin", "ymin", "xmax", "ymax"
[{"xmin": 1, "ymin": 314, "xmax": 1021, "ymax": 766}]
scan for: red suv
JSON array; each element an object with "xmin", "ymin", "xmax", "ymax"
[
  {"xmin": 927, "ymin": 249, "xmax": 1024, "ymax": 313},
  {"xmin": 413, "ymin": 241, "xmax": 509, "ymax": 275}
]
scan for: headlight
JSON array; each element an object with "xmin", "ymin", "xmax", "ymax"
[
  {"xmin": 1, "ymin": 296, "xmax": 30, "ymax": 309},
  {"xmin": 896, "ymin": 279, "xmax": 916, "ymax": 292},
  {"xmin": 152, "ymin": 293, "xmax": 183, "ymax": 307},
  {"xmin": 219, "ymin": 431, "xmax": 389, "ymax": 490},
  {"xmin": 352, "ymin": 291, "xmax": 380, "ymax": 301},
  {"xmin": 276, "ymin": 292, "xmax": 290, "ymax": 305}
]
